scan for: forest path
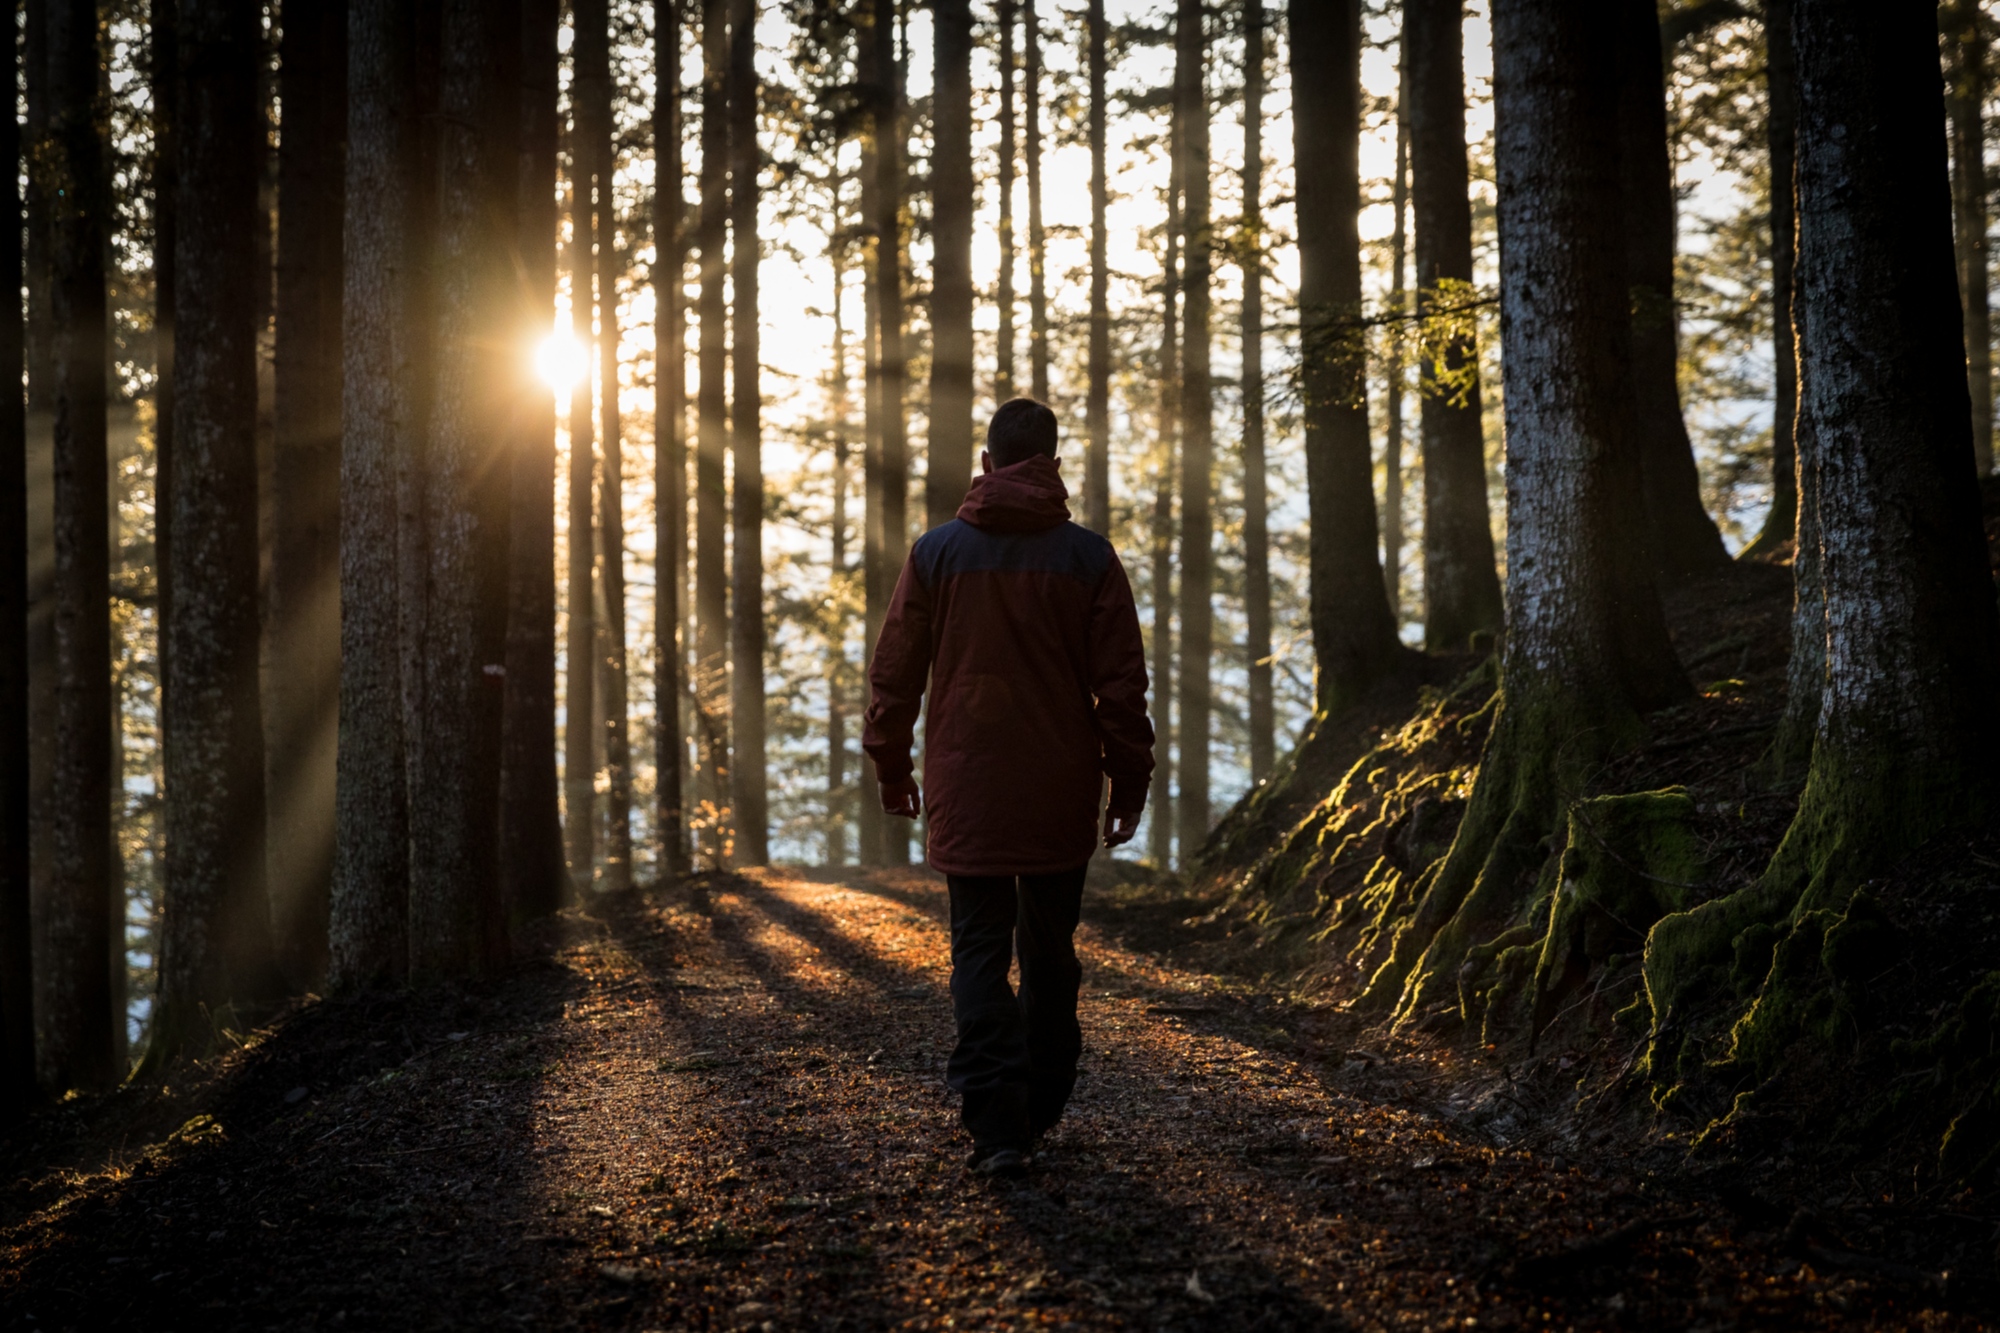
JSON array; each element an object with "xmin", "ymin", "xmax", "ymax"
[{"xmin": 1, "ymin": 868, "xmax": 1966, "ymax": 1330}]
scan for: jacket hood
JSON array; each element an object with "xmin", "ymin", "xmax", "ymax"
[{"xmin": 956, "ymin": 454, "xmax": 1072, "ymax": 533}]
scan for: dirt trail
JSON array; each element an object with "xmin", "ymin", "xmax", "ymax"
[{"xmin": 0, "ymin": 869, "xmax": 1979, "ymax": 1330}]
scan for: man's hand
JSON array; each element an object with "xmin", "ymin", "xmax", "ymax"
[
  {"xmin": 1102, "ymin": 808, "xmax": 1141, "ymax": 849},
  {"xmin": 880, "ymin": 776, "xmax": 922, "ymax": 820}
]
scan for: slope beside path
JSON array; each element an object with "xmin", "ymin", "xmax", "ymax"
[{"xmin": 0, "ymin": 868, "xmax": 1978, "ymax": 1329}]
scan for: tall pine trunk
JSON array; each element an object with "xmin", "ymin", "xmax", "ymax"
[
  {"xmin": 1147, "ymin": 112, "xmax": 1180, "ymax": 870},
  {"xmin": 694, "ymin": 0, "xmax": 730, "ymax": 866},
  {"xmin": 0, "ymin": 4, "xmax": 30, "ymax": 1112},
  {"xmin": 1404, "ymin": 0, "xmax": 1502, "ymax": 652},
  {"xmin": 405, "ymin": 0, "xmax": 518, "ymax": 979},
  {"xmin": 563, "ymin": 168, "xmax": 597, "ymax": 885},
  {"xmin": 1381, "ymin": 57, "xmax": 1407, "ymax": 616},
  {"xmin": 858, "ymin": 60, "xmax": 884, "ymax": 868},
  {"xmin": 653, "ymin": 0, "xmax": 689, "ymax": 879},
  {"xmin": 1084, "ymin": 0, "xmax": 1109, "ymax": 535},
  {"xmin": 331, "ymin": 0, "xmax": 430, "ymax": 989},
  {"xmin": 1378, "ymin": 0, "xmax": 1687, "ymax": 1021},
  {"xmin": 1241, "ymin": 0, "xmax": 1272, "ymax": 785},
  {"xmin": 155, "ymin": 0, "xmax": 277, "ymax": 1057},
  {"xmin": 995, "ymin": 0, "xmax": 1016, "ymax": 402},
  {"xmin": 927, "ymin": 0, "xmax": 974, "ymax": 531},
  {"xmin": 1614, "ymin": 0, "xmax": 1729, "ymax": 579},
  {"xmin": 1173, "ymin": 0, "xmax": 1213, "ymax": 855},
  {"xmin": 1742, "ymin": 0, "xmax": 1797, "ymax": 556},
  {"xmin": 1025, "ymin": 0, "xmax": 1047, "ymax": 403},
  {"xmin": 152, "ymin": 0, "xmax": 175, "ymax": 680},
  {"xmin": 728, "ymin": 0, "xmax": 767, "ymax": 865},
  {"xmin": 827, "ymin": 221, "xmax": 853, "ymax": 865},
  {"xmin": 269, "ymin": 0, "xmax": 347, "ymax": 990},
  {"xmin": 1291, "ymin": 0, "xmax": 1403, "ymax": 714},
  {"xmin": 869, "ymin": 0, "xmax": 910, "ymax": 867},
  {"xmin": 501, "ymin": 0, "xmax": 566, "ymax": 920},
  {"xmin": 1945, "ymin": 0, "xmax": 1993, "ymax": 478}
]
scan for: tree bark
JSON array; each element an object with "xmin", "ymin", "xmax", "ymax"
[
  {"xmin": 695, "ymin": 0, "xmax": 730, "ymax": 867},
  {"xmin": 1025, "ymin": 0, "xmax": 1048, "ymax": 403},
  {"xmin": 728, "ymin": 0, "xmax": 767, "ymax": 865},
  {"xmin": 0, "ymin": 3, "xmax": 30, "ymax": 1113},
  {"xmin": 331, "ymin": 0, "xmax": 431, "ymax": 990},
  {"xmin": 1085, "ymin": 0, "xmax": 1110, "ymax": 535},
  {"xmin": 1290, "ymin": 0, "xmax": 1403, "ymax": 718},
  {"xmin": 1944, "ymin": 0, "xmax": 1993, "ymax": 478},
  {"xmin": 857, "ymin": 24, "xmax": 884, "ymax": 869},
  {"xmin": 927, "ymin": 0, "xmax": 974, "ymax": 531},
  {"xmin": 155, "ymin": 0, "xmax": 278, "ymax": 1058},
  {"xmin": 995, "ymin": 0, "xmax": 1016, "ymax": 403},
  {"xmin": 828, "ymin": 228, "xmax": 853, "ymax": 866},
  {"xmin": 1404, "ymin": 0, "xmax": 1503, "ymax": 652},
  {"xmin": 1148, "ymin": 103, "xmax": 1181, "ymax": 870},
  {"xmin": 269, "ymin": 0, "xmax": 347, "ymax": 990},
  {"xmin": 24, "ymin": 0, "xmax": 47, "ymax": 414},
  {"xmin": 1242, "ymin": 0, "xmax": 1272, "ymax": 785},
  {"xmin": 1614, "ymin": 0, "xmax": 1730, "ymax": 578},
  {"xmin": 152, "ymin": 0, "xmax": 175, "ymax": 673},
  {"xmin": 501, "ymin": 0, "xmax": 566, "ymax": 919},
  {"xmin": 1174, "ymin": 0, "xmax": 1213, "ymax": 855},
  {"xmin": 1382, "ymin": 56, "xmax": 1407, "ymax": 618},
  {"xmin": 869, "ymin": 0, "xmax": 910, "ymax": 867},
  {"xmin": 653, "ymin": 0, "xmax": 689, "ymax": 879},
  {"xmin": 562, "ymin": 170, "xmax": 597, "ymax": 886},
  {"xmin": 405, "ymin": 0, "xmax": 518, "ymax": 979},
  {"xmin": 1742, "ymin": 0, "xmax": 1797, "ymax": 556}
]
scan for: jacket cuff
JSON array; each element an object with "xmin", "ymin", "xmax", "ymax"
[
  {"xmin": 873, "ymin": 755, "xmax": 915, "ymax": 784},
  {"xmin": 1107, "ymin": 775, "xmax": 1148, "ymax": 816}
]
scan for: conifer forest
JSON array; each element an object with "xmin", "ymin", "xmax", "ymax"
[{"xmin": 11, "ymin": 0, "xmax": 2000, "ymax": 1326}]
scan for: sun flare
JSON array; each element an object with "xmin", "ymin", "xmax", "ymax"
[{"xmin": 534, "ymin": 330, "xmax": 587, "ymax": 390}]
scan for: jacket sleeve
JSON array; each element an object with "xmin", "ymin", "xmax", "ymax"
[
  {"xmin": 862, "ymin": 551, "xmax": 933, "ymax": 784},
  {"xmin": 1088, "ymin": 551, "xmax": 1155, "ymax": 813}
]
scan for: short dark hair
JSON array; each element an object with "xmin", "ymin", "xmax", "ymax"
[{"xmin": 986, "ymin": 397, "xmax": 1059, "ymax": 467}]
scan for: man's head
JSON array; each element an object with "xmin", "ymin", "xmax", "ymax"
[{"xmin": 983, "ymin": 397, "xmax": 1059, "ymax": 471}]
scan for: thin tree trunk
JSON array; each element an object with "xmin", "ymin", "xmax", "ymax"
[
  {"xmin": 0, "ymin": 0, "xmax": 31, "ymax": 1112},
  {"xmin": 695, "ymin": 0, "xmax": 730, "ymax": 867},
  {"xmin": 152, "ymin": 0, "xmax": 175, "ymax": 677},
  {"xmin": 653, "ymin": 0, "xmax": 689, "ymax": 880},
  {"xmin": 1085, "ymin": 0, "xmax": 1109, "ymax": 535},
  {"xmin": 1148, "ymin": 114, "xmax": 1181, "ymax": 871},
  {"xmin": 928, "ymin": 0, "xmax": 974, "ymax": 531},
  {"xmin": 728, "ymin": 0, "xmax": 767, "ymax": 865},
  {"xmin": 1615, "ymin": 0, "xmax": 1730, "ymax": 578},
  {"xmin": 331, "ymin": 0, "xmax": 428, "ymax": 990},
  {"xmin": 270, "ymin": 0, "xmax": 346, "ymax": 991},
  {"xmin": 1404, "ymin": 0, "xmax": 1502, "ymax": 652},
  {"xmin": 828, "ymin": 226, "xmax": 852, "ymax": 866},
  {"xmin": 577, "ymin": 0, "xmax": 631, "ymax": 890},
  {"xmin": 1241, "ymin": 0, "xmax": 1273, "ymax": 785},
  {"xmin": 1174, "ymin": 0, "xmax": 1213, "ymax": 855},
  {"xmin": 501, "ymin": 0, "xmax": 566, "ymax": 920},
  {"xmin": 1382, "ymin": 55, "xmax": 1407, "ymax": 617},
  {"xmin": 24, "ymin": 0, "xmax": 47, "ymax": 414},
  {"xmin": 1291, "ymin": 0, "xmax": 1403, "ymax": 717},
  {"xmin": 1944, "ymin": 0, "xmax": 1993, "ymax": 477},
  {"xmin": 1743, "ymin": 0, "xmax": 1797, "ymax": 556},
  {"xmin": 857, "ymin": 26, "xmax": 885, "ymax": 869},
  {"xmin": 155, "ymin": 0, "xmax": 277, "ymax": 1058},
  {"xmin": 870, "ymin": 0, "xmax": 909, "ymax": 867},
  {"xmin": 405, "ymin": 0, "xmax": 519, "ymax": 979},
  {"xmin": 1025, "ymin": 0, "xmax": 1047, "ymax": 403},
  {"xmin": 563, "ymin": 167, "xmax": 597, "ymax": 887},
  {"xmin": 995, "ymin": 0, "xmax": 1016, "ymax": 402}
]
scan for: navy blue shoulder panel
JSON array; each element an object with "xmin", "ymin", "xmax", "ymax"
[{"xmin": 910, "ymin": 519, "xmax": 1113, "ymax": 589}]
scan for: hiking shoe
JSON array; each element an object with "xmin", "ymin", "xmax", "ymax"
[{"xmin": 967, "ymin": 1146, "xmax": 1031, "ymax": 1178}]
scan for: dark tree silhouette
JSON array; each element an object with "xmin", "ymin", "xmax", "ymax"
[
  {"xmin": 928, "ymin": 0, "xmax": 974, "ymax": 531},
  {"xmin": 729, "ymin": 0, "xmax": 769, "ymax": 866},
  {"xmin": 565, "ymin": 35, "xmax": 601, "ymax": 888},
  {"xmin": 1084, "ymin": 0, "xmax": 1110, "ymax": 535},
  {"xmin": 695, "ymin": 0, "xmax": 731, "ymax": 864},
  {"xmin": 654, "ymin": 0, "xmax": 690, "ymax": 879},
  {"xmin": 1147, "ymin": 99, "xmax": 1180, "ymax": 869},
  {"xmin": 1743, "ymin": 0, "xmax": 1798, "ymax": 557},
  {"xmin": 0, "ymin": 1, "xmax": 30, "ymax": 1114},
  {"xmin": 1241, "ymin": 0, "xmax": 1273, "ymax": 784},
  {"xmin": 1025, "ymin": 0, "xmax": 1047, "ymax": 402},
  {"xmin": 995, "ymin": 0, "xmax": 1016, "ymax": 402},
  {"xmin": 1174, "ymin": 0, "xmax": 1213, "ymax": 855},
  {"xmin": 1944, "ymin": 0, "xmax": 1993, "ymax": 477}
]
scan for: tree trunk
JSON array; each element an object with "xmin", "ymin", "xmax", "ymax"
[
  {"xmin": 1404, "ymin": 0, "xmax": 1503, "ymax": 652},
  {"xmin": 1944, "ymin": 0, "xmax": 1993, "ymax": 478},
  {"xmin": 38, "ymin": 0, "xmax": 114, "ymax": 1090},
  {"xmin": 0, "ymin": 3, "xmax": 30, "ymax": 1113},
  {"xmin": 1375, "ymin": 0, "xmax": 1688, "ymax": 1021},
  {"xmin": 653, "ymin": 0, "xmax": 689, "ymax": 880},
  {"xmin": 269, "ymin": 0, "xmax": 346, "ymax": 991},
  {"xmin": 728, "ymin": 0, "xmax": 767, "ymax": 866},
  {"xmin": 869, "ymin": 0, "xmax": 910, "ymax": 867},
  {"xmin": 1290, "ymin": 0, "xmax": 1403, "ymax": 717},
  {"xmin": 331, "ymin": 0, "xmax": 431, "ymax": 990},
  {"xmin": 155, "ymin": 0, "xmax": 277, "ymax": 1058},
  {"xmin": 1614, "ymin": 0, "xmax": 1730, "ymax": 578},
  {"xmin": 563, "ymin": 168, "xmax": 597, "ymax": 886},
  {"xmin": 405, "ymin": 0, "xmax": 518, "ymax": 979},
  {"xmin": 858, "ymin": 38, "xmax": 884, "ymax": 870},
  {"xmin": 152, "ymin": 0, "xmax": 175, "ymax": 675},
  {"xmin": 1242, "ymin": 0, "xmax": 1273, "ymax": 785},
  {"xmin": 1025, "ymin": 0, "xmax": 1048, "ymax": 403},
  {"xmin": 1382, "ymin": 57, "xmax": 1407, "ymax": 619},
  {"xmin": 1174, "ymin": 0, "xmax": 1213, "ymax": 856},
  {"xmin": 1085, "ymin": 0, "xmax": 1109, "ymax": 535},
  {"xmin": 695, "ymin": 0, "xmax": 730, "ymax": 867},
  {"xmin": 501, "ymin": 0, "xmax": 567, "ymax": 919},
  {"xmin": 927, "ymin": 0, "xmax": 974, "ymax": 531},
  {"xmin": 1742, "ymin": 0, "xmax": 1797, "ymax": 556},
  {"xmin": 1148, "ymin": 111, "xmax": 1181, "ymax": 871},
  {"xmin": 1648, "ymin": 0, "xmax": 2000, "ymax": 1053},
  {"xmin": 24, "ymin": 0, "xmax": 47, "ymax": 414},
  {"xmin": 995, "ymin": 0, "xmax": 1016, "ymax": 403},
  {"xmin": 828, "ymin": 232, "xmax": 852, "ymax": 866}
]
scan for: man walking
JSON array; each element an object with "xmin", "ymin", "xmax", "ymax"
[{"xmin": 864, "ymin": 398, "xmax": 1154, "ymax": 1177}]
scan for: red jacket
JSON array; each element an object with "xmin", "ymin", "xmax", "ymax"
[{"xmin": 863, "ymin": 455, "xmax": 1154, "ymax": 876}]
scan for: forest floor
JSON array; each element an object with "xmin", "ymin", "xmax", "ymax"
[{"xmin": 3, "ymin": 864, "xmax": 1990, "ymax": 1330}]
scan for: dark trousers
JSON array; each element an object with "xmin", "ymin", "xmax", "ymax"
[{"xmin": 945, "ymin": 867, "xmax": 1087, "ymax": 1151}]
